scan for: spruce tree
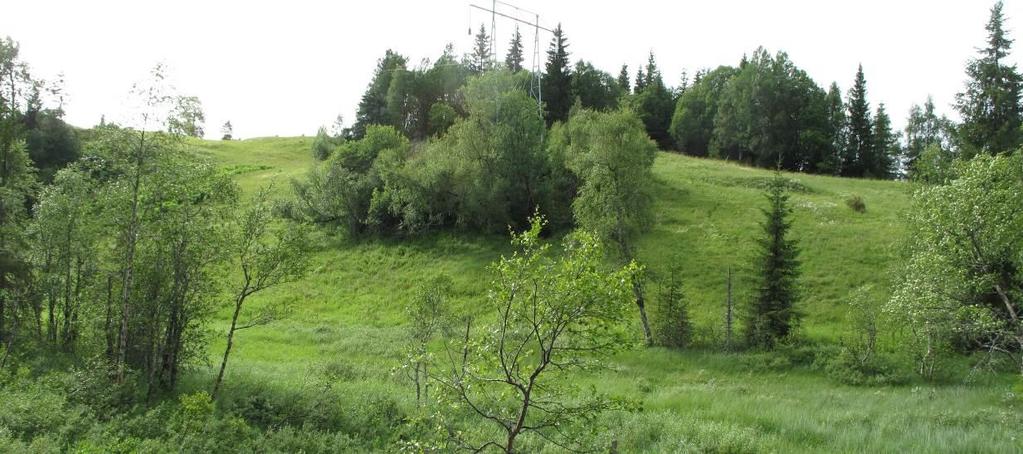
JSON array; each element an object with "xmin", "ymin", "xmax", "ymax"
[
  {"xmin": 656, "ymin": 260, "xmax": 692, "ymax": 348},
  {"xmin": 644, "ymin": 53, "xmax": 659, "ymax": 87},
  {"xmin": 617, "ymin": 64, "xmax": 631, "ymax": 94},
  {"xmin": 823, "ymin": 82, "xmax": 846, "ymax": 175},
  {"xmin": 871, "ymin": 103, "xmax": 899, "ymax": 179},
  {"xmin": 542, "ymin": 24, "xmax": 572, "ymax": 125},
  {"xmin": 845, "ymin": 65, "xmax": 873, "ymax": 177},
  {"xmin": 505, "ymin": 26, "xmax": 524, "ymax": 72},
  {"xmin": 469, "ymin": 24, "xmax": 492, "ymax": 75},
  {"xmin": 634, "ymin": 68, "xmax": 646, "ymax": 93},
  {"xmin": 353, "ymin": 50, "xmax": 408, "ymax": 138},
  {"xmin": 955, "ymin": 0, "xmax": 1022, "ymax": 155},
  {"xmin": 676, "ymin": 70, "xmax": 689, "ymax": 98},
  {"xmin": 632, "ymin": 52, "xmax": 675, "ymax": 149},
  {"xmin": 746, "ymin": 174, "xmax": 801, "ymax": 349}
]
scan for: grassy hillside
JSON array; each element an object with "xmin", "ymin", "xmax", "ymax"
[{"xmin": 185, "ymin": 136, "xmax": 1020, "ymax": 453}]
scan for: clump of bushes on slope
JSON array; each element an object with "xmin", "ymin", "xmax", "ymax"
[{"xmin": 287, "ymin": 69, "xmax": 655, "ymax": 237}]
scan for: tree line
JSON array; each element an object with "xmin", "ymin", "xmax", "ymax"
[{"xmin": 331, "ymin": 1, "xmax": 1021, "ymax": 183}]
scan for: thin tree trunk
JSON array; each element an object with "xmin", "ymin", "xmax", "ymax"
[
  {"xmin": 992, "ymin": 283, "xmax": 1023, "ymax": 375},
  {"xmin": 117, "ymin": 129, "xmax": 146, "ymax": 383},
  {"xmin": 105, "ymin": 275, "xmax": 113, "ymax": 358},
  {"xmin": 0, "ymin": 288, "xmax": 4, "ymax": 345},
  {"xmin": 633, "ymin": 275, "xmax": 653, "ymax": 346},
  {"xmin": 62, "ymin": 225, "xmax": 73, "ymax": 348},
  {"xmin": 213, "ymin": 293, "xmax": 246, "ymax": 399}
]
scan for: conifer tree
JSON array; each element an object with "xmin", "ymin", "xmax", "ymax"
[
  {"xmin": 631, "ymin": 52, "xmax": 675, "ymax": 149},
  {"xmin": 676, "ymin": 70, "xmax": 689, "ymax": 98},
  {"xmin": 823, "ymin": 82, "xmax": 846, "ymax": 175},
  {"xmin": 644, "ymin": 53, "xmax": 659, "ymax": 87},
  {"xmin": 468, "ymin": 24, "xmax": 492, "ymax": 75},
  {"xmin": 845, "ymin": 65, "xmax": 873, "ymax": 177},
  {"xmin": 656, "ymin": 260, "xmax": 692, "ymax": 348},
  {"xmin": 871, "ymin": 103, "xmax": 899, "ymax": 179},
  {"xmin": 746, "ymin": 174, "xmax": 801, "ymax": 349},
  {"xmin": 353, "ymin": 50, "xmax": 408, "ymax": 138},
  {"xmin": 505, "ymin": 26, "xmax": 524, "ymax": 72},
  {"xmin": 617, "ymin": 64, "xmax": 631, "ymax": 94},
  {"xmin": 634, "ymin": 67, "xmax": 647, "ymax": 93},
  {"xmin": 956, "ymin": 0, "xmax": 1022, "ymax": 155},
  {"xmin": 542, "ymin": 24, "xmax": 572, "ymax": 125}
]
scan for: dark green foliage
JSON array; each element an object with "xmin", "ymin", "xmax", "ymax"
[
  {"xmin": 822, "ymin": 83, "xmax": 846, "ymax": 174},
  {"xmin": 353, "ymin": 50, "xmax": 409, "ymax": 138},
  {"xmin": 543, "ymin": 24, "xmax": 573, "ymax": 125},
  {"xmin": 670, "ymin": 66, "xmax": 736, "ymax": 157},
  {"xmin": 712, "ymin": 49, "xmax": 832, "ymax": 171},
  {"xmin": 956, "ymin": 1, "xmax": 1023, "ymax": 155},
  {"xmin": 351, "ymin": 46, "xmax": 470, "ymax": 141},
  {"xmin": 24, "ymin": 110, "xmax": 80, "ymax": 183},
  {"xmin": 844, "ymin": 65, "xmax": 873, "ymax": 176},
  {"xmin": 746, "ymin": 174, "xmax": 801, "ymax": 349},
  {"xmin": 634, "ymin": 67, "xmax": 646, "ymax": 93},
  {"xmin": 870, "ymin": 104, "xmax": 899, "ymax": 179},
  {"xmin": 416, "ymin": 71, "xmax": 548, "ymax": 231},
  {"xmin": 505, "ymin": 26, "xmax": 524, "ymax": 72},
  {"xmin": 617, "ymin": 64, "xmax": 631, "ymax": 95},
  {"xmin": 571, "ymin": 60, "xmax": 622, "ymax": 111},
  {"xmin": 656, "ymin": 261, "xmax": 692, "ymax": 348},
  {"xmin": 631, "ymin": 53, "xmax": 676, "ymax": 149}
]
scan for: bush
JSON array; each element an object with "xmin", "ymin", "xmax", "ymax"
[
  {"xmin": 311, "ymin": 127, "xmax": 338, "ymax": 161},
  {"xmin": 821, "ymin": 348, "xmax": 908, "ymax": 386},
  {"xmin": 845, "ymin": 194, "xmax": 866, "ymax": 213}
]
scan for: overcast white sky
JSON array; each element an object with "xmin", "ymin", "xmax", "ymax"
[{"xmin": 2, "ymin": 0, "xmax": 1019, "ymax": 139}]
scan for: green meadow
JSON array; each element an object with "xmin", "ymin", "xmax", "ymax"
[{"xmin": 180, "ymin": 136, "xmax": 1021, "ymax": 453}]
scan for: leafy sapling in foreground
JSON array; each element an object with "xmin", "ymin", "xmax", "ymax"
[
  {"xmin": 213, "ymin": 187, "xmax": 310, "ymax": 398},
  {"xmin": 402, "ymin": 275, "xmax": 452, "ymax": 407},
  {"xmin": 435, "ymin": 216, "xmax": 637, "ymax": 453}
]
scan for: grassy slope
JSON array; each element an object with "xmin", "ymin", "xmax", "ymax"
[{"xmin": 189, "ymin": 136, "xmax": 1021, "ymax": 453}]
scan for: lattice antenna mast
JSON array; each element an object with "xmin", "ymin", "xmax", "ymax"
[{"xmin": 468, "ymin": 2, "xmax": 552, "ymax": 112}]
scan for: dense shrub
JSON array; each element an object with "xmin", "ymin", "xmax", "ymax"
[
  {"xmin": 821, "ymin": 348, "xmax": 908, "ymax": 386},
  {"xmin": 846, "ymin": 194, "xmax": 866, "ymax": 212},
  {"xmin": 311, "ymin": 126, "xmax": 340, "ymax": 161}
]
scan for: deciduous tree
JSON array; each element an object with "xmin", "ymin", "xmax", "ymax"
[{"xmin": 436, "ymin": 217, "xmax": 636, "ymax": 452}]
